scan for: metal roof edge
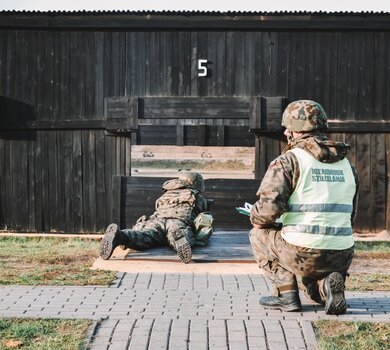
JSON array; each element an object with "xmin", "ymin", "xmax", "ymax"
[{"xmin": 0, "ymin": 10, "xmax": 390, "ymax": 16}]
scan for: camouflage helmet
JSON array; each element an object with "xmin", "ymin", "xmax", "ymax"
[
  {"xmin": 178, "ymin": 171, "xmax": 205, "ymax": 192},
  {"xmin": 282, "ymin": 100, "xmax": 328, "ymax": 132}
]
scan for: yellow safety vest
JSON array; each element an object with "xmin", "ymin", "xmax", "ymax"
[{"xmin": 280, "ymin": 148, "xmax": 356, "ymax": 250}]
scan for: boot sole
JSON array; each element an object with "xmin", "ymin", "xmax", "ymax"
[
  {"xmin": 325, "ymin": 272, "xmax": 347, "ymax": 315},
  {"xmin": 99, "ymin": 223, "xmax": 119, "ymax": 260},
  {"xmin": 260, "ymin": 301, "xmax": 302, "ymax": 312},
  {"xmin": 175, "ymin": 236, "xmax": 192, "ymax": 264}
]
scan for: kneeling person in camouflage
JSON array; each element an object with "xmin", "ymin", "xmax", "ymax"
[
  {"xmin": 250, "ymin": 100, "xmax": 358, "ymax": 315},
  {"xmin": 99, "ymin": 172, "xmax": 210, "ymax": 263}
]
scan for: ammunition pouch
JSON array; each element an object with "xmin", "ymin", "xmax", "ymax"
[{"xmin": 193, "ymin": 212, "xmax": 214, "ymax": 247}]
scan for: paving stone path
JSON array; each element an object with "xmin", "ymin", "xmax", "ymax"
[{"xmin": 0, "ymin": 272, "xmax": 389, "ymax": 350}]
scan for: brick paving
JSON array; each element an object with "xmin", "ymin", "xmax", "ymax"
[{"xmin": 0, "ymin": 272, "xmax": 389, "ymax": 349}]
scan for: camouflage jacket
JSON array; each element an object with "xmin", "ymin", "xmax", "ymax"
[
  {"xmin": 250, "ymin": 133, "xmax": 359, "ymax": 228},
  {"xmin": 154, "ymin": 179, "xmax": 208, "ymax": 225}
]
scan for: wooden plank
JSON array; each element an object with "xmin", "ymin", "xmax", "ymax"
[
  {"xmin": 269, "ymin": 32, "xmax": 278, "ymax": 95},
  {"xmin": 3, "ymin": 139, "xmax": 11, "ymax": 227},
  {"xmin": 82, "ymin": 130, "xmax": 91, "ymax": 231},
  {"xmin": 217, "ymin": 125, "xmax": 225, "ymax": 146},
  {"xmin": 354, "ymin": 133, "xmax": 371, "ymax": 232},
  {"xmin": 253, "ymin": 31, "xmax": 262, "ymax": 96},
  {"xmin": 95, "ymin": 130, "xmax": 106, "ymax": 231},
  {"xmin": 124, "ymin": 231, "xmax": 254, "ymax": 262},
  {"xmin": 73, "ymin": 130, "xmax": 83, "ymax": 232},
  {"xmin": 176, "ymin": 125, "xmax": 184, "ymax": 146},
  {"xmin": 225, "ymin": 31, "xmax": 235, "ymax": 96},
  {"xmin": 103, "ymin": 32, "xmax": 112, "ymax": 98},
  {"xmin": 26, "ymin": 137, "xmax": 35, "ymax": 230},
  {"xmin": 197, "ymin": 31, "xmax": 208, "ymax": 97},
  {"xmin": 374, "ymin": 32, "xmax": 385, "ymax": 119},
  {"xmin": 197, "ymin": 125, "xmax": 206, "ymax": 146},
  {"xmin": 235, "ymin": 31, "xmax": 246, "ymax": 95},
  {"xmin": 0, "ymin": 119, "xmax": 107, "ymax": 130},
  {"xmin": 111, "ymin": 31, "xmax": 126, "ymax": 97},
  {"xmin": 144, "ymin": 97, "xmax": 251, "ymax": 108},
  {"xmin": 85, "ymin": 31, "xmax": 95, "ymax": 119},
  {"xmin": 141, "ymin": 108, "xmax": 250, "ymax": 120},
  {"xmin": 371, "ymin": 134, "xmax": 386, "ymax": 232},
  {"xmin": 131, "ymin": 32, "xmax": 146, "ymax": 97},
  {"xmin": 287, "ymin": 31, "xmax": 298, "ymax": 100},
  {"xmin": 52, "ymin": 31, "xmax": 61, "ymax": 121},
  {"xmin": 386, "ymin": 134, "xmax": 390, "ymax": 231},
  {"xmin": 163, "ymin": 31, "xmax": 173, "ymax": 95},
  {"xmin": 48, "ymin": 131, "xmax": 59, "ymax": 230},
  {"xmin": 5, "ymin": 14, "xmax": 390, "ymax": 30},
  {"xmin": 385, "ymin": 33, "xmax": 390, "ymax": 120},
  {"xmin": 43, "ymin": 31, "xmax": 54, "ymax": 120},
  {"xmin": 244, "ymin": 31, "xmax": 254, "ymax": 95},
  {"xmin": 0, "ymin": 29, "xmax": 7, "ymax": 96},
  {"xmin": 171, "ymin": 31, "xmax": 179, "ymax": 96},
  {"xmin": 190, "ymin": 31, "xmax": 198, "ymax": 95},
  {"xmin": 34, "ymin": 131, "xmax": 43, "ymax": 231},
  {"xmin": 69, "ymin": 31, "xmax": 85, "ymax": 120},
  {"xmin": 276, "ymin": 31, "xmax": 288, "ymax": 97},
  {"xmin": 104, "ymin": 134, "xmax": 114, "ymax": 224},
  {"xmin": 56, "ymin": 131, "xmax": 66, "ymax": 232},
  {"xmin": 95, "ymin": 32, "xmax": 104, "ymax": 118},
  {"xmin": 6, "ymin": 30, "xmax": 15, "ymax": 101},
  {"xmin": 11, "ymin": 139, "xmax": 21, "ymax": 228},
  {"xmin": 112, "ymin": 176, "xmax": 126, "ymax": 228},
  {"xmin": 60, "ymin": 31, "xmax": 70, "ymax": 119},
  {"xmin": 216, "ymin": 31, "xmax": 225, "ymax": 96},
  {"xmin": 176, "ymin": 31, "xmax": 189, "ymax": 96},
  {"xmin": 40, "ymin": 131, "xmax": 50, "ymax": 230},
  {"xmin": 64, "ymin": 131, "xmax": 74, "ymax": 232}
]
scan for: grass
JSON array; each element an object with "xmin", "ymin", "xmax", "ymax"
[
  {"xmin": 314, "ymin": 320, "xmax": 390, "ymax": 350},
  {"xmin": 0, "ymin": 318, "xmax": 91, "ymax": 350},
  {"xmin": 348, "ymin": 241, "xmax": 390, "ymax": 291},
  {"xmin": 354, "ymin": 241, "xmax": 390, "ymax": 259},
  {"xmin": 0, "ymin": 237, "xmax": 117, "ymax": 286},
  {"xmin": 347, "ymin": 273, "xmax": 389, "ymax": 291}
]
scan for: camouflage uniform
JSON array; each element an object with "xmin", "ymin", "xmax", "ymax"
[
  {"xmin": 99, "ymin": 172, "xmax": 210, "ymax": 263},
  {"xmin": 121, "ymin": 176, "xmax": 208, "ymax": 251},
  {"xmin": 250, "ymin": 100, "xmax": 359, "ymax": 306}
]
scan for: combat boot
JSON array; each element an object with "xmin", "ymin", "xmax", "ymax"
[
  {"xmin": 174, "ymin": 230, "xmax": 192, "ymax": 264},
  {"xmin": 259, "ymin": 292, "xmax": 302, "ymax": 312},
  {"xmin": 323, "ymin": 272, "xmax": 347, "ymax": 315},
  {"xmin": 99, "ymin": 223, "xmax": 128, "ymax": 260}
]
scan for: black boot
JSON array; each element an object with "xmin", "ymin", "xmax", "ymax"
[
  {"xmin": 174, "ymin": 229, "xmax": 192, "ymax": 264},
  {"xmin": 260, "ymin": 292, "xmax": 302, "ymax": 312},
  {"xmin": 323, "ymin": 272, "xmax": 347, "ymax": 315},
  {"xmin": 99, "ymin": 223, "xmax": 127, "ymax": 260}
]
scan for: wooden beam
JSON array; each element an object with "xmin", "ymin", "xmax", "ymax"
[{"xmin": 2, "ymin": 13, "xmax": 390, "ymax": 30}]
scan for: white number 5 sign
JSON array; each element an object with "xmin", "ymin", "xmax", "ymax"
[{"xmin": 198, "ymin": 59, "xmax": 208, "ymax": 77}]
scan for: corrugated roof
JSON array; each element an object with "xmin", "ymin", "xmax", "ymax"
[{"xmin": 0, "ymin": 10, "xmax": 389, "ymax": 15}]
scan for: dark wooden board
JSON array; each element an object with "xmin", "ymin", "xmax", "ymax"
[{"xmin": 124, "ymin": 230, "xmax": 255, "ymax": 262}]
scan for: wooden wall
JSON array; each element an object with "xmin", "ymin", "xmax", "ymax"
[{"xmin": 0, "ymin": 26, "xmax": 389, "ymax": 232}]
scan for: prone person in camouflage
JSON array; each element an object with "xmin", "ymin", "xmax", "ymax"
[
  {"xmin": 249, "ymin": 100, "xmax": 359, "ymax": 315},
  {"xmin": 99, "ymin": 172, "xmax": 209, "ymax": 264}
]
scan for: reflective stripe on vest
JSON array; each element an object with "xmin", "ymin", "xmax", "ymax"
[{"xmin": 280, "ymin": 148, "xmax": 356, "ymax": 250}]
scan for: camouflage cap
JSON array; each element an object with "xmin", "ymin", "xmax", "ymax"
[
  {"xmin": 178, "ymin": 171, "xmax": 205, "ymax": 192},
  {"xmin": 281, "ymin": 100, "xmax": 328, "ymax": 132}
]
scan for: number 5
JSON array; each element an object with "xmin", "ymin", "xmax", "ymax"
[{"xmin": 198, "ymin": 59, "xmax": 208, "ymax": 77}]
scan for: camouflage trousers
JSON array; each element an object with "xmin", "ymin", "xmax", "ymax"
[
  {"xmin": 121, "ymin": 216, "xmax": 195, "ymax": 252},
  {"xmin": 249, "ymin": 228, "xmax": 354, "ymax": 302}
]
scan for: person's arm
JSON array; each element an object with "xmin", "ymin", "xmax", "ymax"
[
  {"xmin": 250, "ymin": 153, "xmax": 298, "ymax": 228},
  {"xmin": 350, "ymin": 164, "xmax": 359, "ymax": 225}
]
